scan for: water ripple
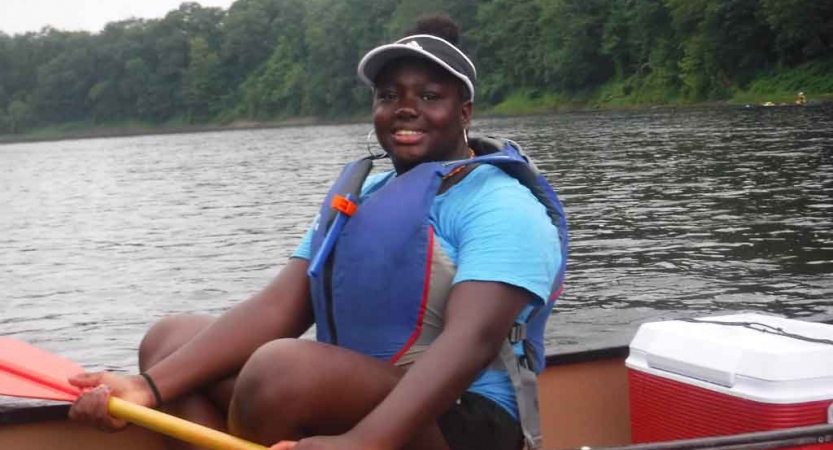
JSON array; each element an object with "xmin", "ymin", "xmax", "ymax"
[{"xmin": 1, "ymin": 106, "xmax": 832, "ymax": 369}]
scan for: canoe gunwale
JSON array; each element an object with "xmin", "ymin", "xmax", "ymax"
[{"xmin": 545, "ymin": 345, "xmax": 629, "ymax": 366}]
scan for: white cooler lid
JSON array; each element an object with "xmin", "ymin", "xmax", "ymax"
[{"xmin": 626, "ymin": 313, "xmax": 833, "ymax": 403}]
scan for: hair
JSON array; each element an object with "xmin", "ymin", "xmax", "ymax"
[
  {"xmin": 401, "ymin": 14, "xmax": 469, "ymax": 101},
  {"xmin": 402, "ymin": 13, "xmax": 461, "ymax": 46}
]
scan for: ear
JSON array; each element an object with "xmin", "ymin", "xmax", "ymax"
[{"xmin": 461, "ymin": 100, "xmax": 473, "ymax": 129}]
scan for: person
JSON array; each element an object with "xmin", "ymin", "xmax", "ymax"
[
  {"xmin": 796, "ymin": 92, "xmax": 807, "ymax": 106},
  {"xmin": 67, "ymin": 15, "xmax": 567, "ymax": 450}
]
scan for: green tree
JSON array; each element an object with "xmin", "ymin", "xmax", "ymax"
[
  {"xmin": 6, "ymin": 99, "xmax": 33, "ymax": 133},
  {"xmin": 84, "ymin": 20, "xmax": 156, "ymax": 122},
  {"xmin": 0, "ymin": 34, "xmax": 11, "ymax": 125},
  {"xmin": 168, "ymin": 2, "xmax": 225, "ymax": 49},
  {"xmin": 664, "ymin": 0, "xmax": 721, "ymax": 99},
  {"xmin": 665, "ymin": 0, "xmax": 775, "ymax": 99},
  {"xmin": 601, "ymin": 0, "xmax": 636, "ymax": 78},
  {"xmin": 711, "ymin": 0, "xmax": 774, "ymax": 86},
  {"xmin": 761, "ymin": 0, "xmax": 833, "ymax": 65},
  {"xmin": 221, "ymin": 0, "xmax": 285, "ymax": 87},
  {"xmin": 135, "ymin": 15, "xmax": 191, "ymax": 121},
  {"xmin": 469, "ymin": 0, "xmax": 546, "ymax": 103},
  {"xmin": 183, "ymin": 36, "xmax": 224, "ymax": 122},
  {"xmin": 539, "ymin": 0, "xmax": 614, "ymax": 91},
  {"xmin": 32, "ymin": 32, "xmax": 97, "ymax": 122},
  {"xmin": 240, "ymin": 36, "xmax": 306, "ymax": 118},
  {"xmin": 121, "ymin": 57, "xmax": 153, "ymax": 119},
  {"xmin": 302, "ymin": 0, "xmax": 396, "ymax": 116},
  {"xmin": 87, "ymin": 81, "xmax": 121, "ymax": 123},
  {"xmin": 630, "ymin": 0, "xmax": 677, "ymax": 77}
]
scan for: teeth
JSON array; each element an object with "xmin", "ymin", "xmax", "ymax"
[{"xmin": 396, "ymin": 130, "xmax": 422, "ymax": 135}]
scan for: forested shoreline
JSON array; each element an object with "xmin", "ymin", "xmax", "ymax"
[{"xmin": 1, "ymin": 0, "xmax": 831, "ymax": 137}]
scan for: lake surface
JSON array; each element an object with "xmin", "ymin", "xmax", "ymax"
[{"xmin": 2, "ymin": 104, "xmax": 832, "ymax": 375}]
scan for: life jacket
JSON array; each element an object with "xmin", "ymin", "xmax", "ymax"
[{"xmin": 307, "ymin": 136, "xmax": 568, "ymax": 449}]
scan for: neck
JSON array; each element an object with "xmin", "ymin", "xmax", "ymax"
[
  {"xmin": 450, "ymin": 145, "xmax": 473, "ymax": 160},
  {"xmin": 392, "ymin": 143, "xmax": 473, "ymax": 175}
]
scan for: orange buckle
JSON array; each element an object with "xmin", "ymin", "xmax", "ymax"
[{"xmin": 331, "ymin": 195, "xmax": 358, "ymax": 216}]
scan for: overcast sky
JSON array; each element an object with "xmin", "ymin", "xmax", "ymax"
[{"xmin": 0, "ymin": 0, "xmax": 237, "ymax": 36}]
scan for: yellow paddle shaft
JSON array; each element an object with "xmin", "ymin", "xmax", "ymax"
[{"xmin": 107, "ymin": 397, "xmax": 267, "ymax": 450}]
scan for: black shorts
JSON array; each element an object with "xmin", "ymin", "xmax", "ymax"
[{"xmin": 437, "ymin": 391, "xmax": 524, "ymax": 450}]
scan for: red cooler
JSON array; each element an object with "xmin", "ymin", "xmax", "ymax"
[{"xmin": 626, "ymin": 313, "xmax": 833, "ymax": 449}]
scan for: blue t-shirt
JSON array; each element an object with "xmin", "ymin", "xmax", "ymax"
[{"xmin": 293, "ymin": 164, "xmax": 561, "ymax": 419}]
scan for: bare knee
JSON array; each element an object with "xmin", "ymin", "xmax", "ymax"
[
  {"xmin": 229, "ymin": 339, "xmax": 317, "ymax": 440},
  {"xmin": 231, "ymin": 339, "xmax": 311, "ymax": 414},
  {"xmin": 138, "ymin": 313, "xmax": 215, "ymax": 371}
]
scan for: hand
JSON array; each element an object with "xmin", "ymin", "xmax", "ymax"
[{"xmin": 67, "ymin": 372, "xmax": 157, "ymax": 432}]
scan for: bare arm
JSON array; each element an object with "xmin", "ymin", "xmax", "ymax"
[
  {"xmin": 70, "ymin": 257, "xmax": 314, "ymax": 425},
  {"xmin": 349, "ymin": 280, "xmax": 529, "ymax": 449},
  {"xmin": 145, "ymin": 257, "xmax": 314, "ymax": 402}
]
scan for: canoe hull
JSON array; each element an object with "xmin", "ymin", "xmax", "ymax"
[
  {"xmin": 0, "ymin": 419, "xmax": 164, "ymax": 450},
  {"xmin": 540, "ymin": 353, "xmax": 630, "ymax": 448}
]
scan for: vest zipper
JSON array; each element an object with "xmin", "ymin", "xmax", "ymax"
[{"xmin": 323, "ymin": 250, "xmax": 338, "ymax": 345}]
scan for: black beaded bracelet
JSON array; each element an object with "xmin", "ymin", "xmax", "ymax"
[{"xmin": 139, "ymin": 372, "xmax": 163, "ymax": 407}]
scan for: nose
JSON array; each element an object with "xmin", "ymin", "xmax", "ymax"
[
  {"xmin": 394, "ymin": 105, "xmax": 417, "ymax": 120},
  {"xmin": 394, "ymin": 93, "xmax": 418, "ymax": 119}
]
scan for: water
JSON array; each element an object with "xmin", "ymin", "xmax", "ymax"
[{"xmin": 2, "ymin": 105, "xmax": 832, "ymax": 376}]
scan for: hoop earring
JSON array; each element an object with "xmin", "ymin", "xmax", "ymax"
[
  {"xmin": 366, "ymin": 128, "xmax": 387, "ymax": 160},
  {"xmin": 464, "ymin": 129, "xmax": 469, "ymax": 145}
]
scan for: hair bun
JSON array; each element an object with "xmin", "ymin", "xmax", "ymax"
[{"xmin": 404, "ymin": 14, "xmax": 460, "ymax": 46}]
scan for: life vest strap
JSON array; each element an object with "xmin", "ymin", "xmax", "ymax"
[
  {"xmin": 498, "ymin": 340, "xmax": 543, "ymax": 449},
  {"xmin": 508, "ymin": 323, "xmax": 527, "ymax": 343}
]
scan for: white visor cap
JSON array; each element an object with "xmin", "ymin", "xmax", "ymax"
[{"xmin": 357, "ymin": 34, "xmax": 476, "ymax": 101}]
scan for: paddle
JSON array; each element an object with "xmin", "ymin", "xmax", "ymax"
[{"xmin": 0, "ymin": 337, "xmax": 266, "ymax": 450}]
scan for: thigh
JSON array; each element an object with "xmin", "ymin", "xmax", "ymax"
[
  {"xmin": 230, "ymin": 339, "xmax": 403, "ymax": 435},
  {"xmin": 438, "ymin": 391, "xmax": 524, "ymax": 450},
  {"xmin": 229, "ymin": 339, "xmax": 449, "ymax": 449}
]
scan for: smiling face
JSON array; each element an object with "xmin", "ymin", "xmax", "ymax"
[{"xmin": 372, "ymin": 57, "xmax": 472, "ymax": 173}]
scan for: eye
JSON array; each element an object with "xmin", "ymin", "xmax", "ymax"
[
  {"xmin": 375, "ymin": 90, "xmax": 397, "ymax": 102},
  {"xmin": 421, "ymin": 91, "xmax": 440, "ymax": 101}
]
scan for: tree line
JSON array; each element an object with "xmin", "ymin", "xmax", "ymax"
[{"xmin": 1, "ymin": 0, "xmax": 831, "ymax": 134}]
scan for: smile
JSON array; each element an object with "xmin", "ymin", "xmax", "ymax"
[{"xmin": 393, "ymin": 129, "xmax": 425, "ymax": 144}]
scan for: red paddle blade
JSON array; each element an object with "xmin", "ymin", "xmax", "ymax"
[{"xmin": 0, "ymin": 338, "xmax": 83, "ymax": 402}]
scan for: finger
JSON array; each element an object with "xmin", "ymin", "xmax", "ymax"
[
  {"xmin": 90, "ymin": 386, "xmax": 117, "ymax": 428},
  {"xmin": 270, "ymin": 440, "xmax": 298, "ymax": 450},
  {"xmin": 69, "ymin": 385, "xmax": 104, "ymax": 423},
  {"xmin": 68, "ymin": 371, "xmax": 105, "ymax": 388},
  {"xmin": 90, "ymin": 384, "xmax": 127, "ymax": 432},
  {"xmin": 77, "ymin": 385, "xmax": 108, "ymax": 419}
]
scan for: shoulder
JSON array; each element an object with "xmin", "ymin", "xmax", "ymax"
[
  {"xmin": 442, "ymin": 165, "xmax": 561, "ymax": 303},
  {"xmin": 438, "ymin": 163, "xmax": 558, "ymax": 250},
  {"xmin": 443, "ymin": 164, "xmax": 546, "ymax": 216}
]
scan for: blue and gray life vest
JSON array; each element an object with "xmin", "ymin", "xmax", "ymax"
[{"xmin": 307, "ymin": 137, "xmax": 568, "ymax": 449}]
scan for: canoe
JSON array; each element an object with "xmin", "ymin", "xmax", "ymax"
[
  {"xmin": 0, "ymin": 345, "xmax": 629, "ymax": 450},
  {"xmin": 1, "ymin": 342, "xmax": 831, "ymax": 450}
]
